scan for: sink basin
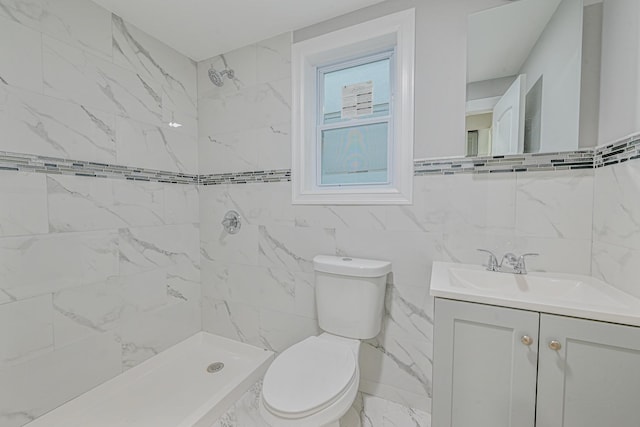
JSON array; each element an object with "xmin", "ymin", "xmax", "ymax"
[{"xmin": 431, "ymin": 262, "xmax": 640, "ymax": 327}]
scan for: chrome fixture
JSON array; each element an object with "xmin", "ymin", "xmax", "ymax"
[
  {"xmin": 221, "ymin": 210, "xmax": 241, "ymax": 234},
  {"xmin": 208, "ymin": 65, "xmax": 235, "ymax": 87},
  {"xmin": 477, "ymin": 249, "xmax": 499, "ymax": 272},
  {"xmin": 478, "ymin": 249, "xmax": 538, "ymax": 274},
  {"xmin": 500, "ymin": 252, "xmax": 539, "ymax": 274}
]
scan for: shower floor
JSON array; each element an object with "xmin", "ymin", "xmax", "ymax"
[{"xmin": 26, "ymin": 333, "xmax": 273, "ymax": 427}]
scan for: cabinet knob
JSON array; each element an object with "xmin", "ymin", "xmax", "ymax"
[
  {"xmin": 521, "ymin": 335, "xmax": 533, "ymax": 346},
  {"xmin": 549, "ymin": 340, "xmax": 562, "ymax": 351}
]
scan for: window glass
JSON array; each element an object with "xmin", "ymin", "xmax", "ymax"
[
  {"xmin": 320, "ymin": 122, "xmax": 389, "ymax": 185},
  {"xmin": 322, "ymin": 57, "xmax": 391, "ymax": 124}
]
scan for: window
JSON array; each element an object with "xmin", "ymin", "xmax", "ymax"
[{"xmin": 292, "ymin": 9, "xmax": 415, "ymax": 205}]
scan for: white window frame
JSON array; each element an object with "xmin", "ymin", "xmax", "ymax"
[{"xmin": 292, "ymin": 9, "xmax": 415, "ymax": 205}]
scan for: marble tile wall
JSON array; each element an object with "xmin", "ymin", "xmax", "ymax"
[
  {"xmin": 0, "ymin": 1, "xmax": 200, "ymax": 426},
  {"xmin": 592, "ymin": 159, "xmax": 640, "ymax": 299},
  {"xmin": 0, "ymin": 0, "xmax": 198, "ymax": 173}
]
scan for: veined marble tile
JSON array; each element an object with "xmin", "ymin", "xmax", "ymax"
[
  {"xmin": 197, "ymin": 44, "xmax": 258, "ymax": 99},
  {"xmin": 116, "ymin": 116, "xmax": 198, "ymax": 173},
  {"xmin": 201, "ymin": 221, "xmax": 260, "ymax": 266},
  {"xmin": 593, "ymin": 161, "xmax": 640, "ymax": 251},
  {"xmin": 47, "ymin": 175, "xmax": 123, "ymax": 232},
  {"xmin": 258, "ymin": 225, "xmax": 336, "ymax": 273},
  {"xmin": 354, "ymin": 393, "xmax": 431, "ymax": 427},
  {"xmin": 198, "ymin": 89, "xmax": 258, "ymax": 136},
  {"xmin": 43, "ymin": 36, "xmax": 162, "ymax": 126},
  {"xmin": 0, "ymin": 294, "xmax": 53, "ymax": 366},
  {"xmin": 255, "ymin": 122, "xmax": 291, "ymax": 171},
  {"xmin": 1, "ymin": 85, "xmax": 116, "ymax": 162},
  {"xmin": 164, "ymin": 183, "xmax": 199, "ymax": 225},
  {"xmin": 358, "ymin": 380, "xmax": 432, "ymax": 415},
  {"xmin": 257, "ymin": 308, "xmax": 319, "ymax": 353},
  {"xmin": 256, "ymin": 33, "xmax": 291, "ymax": 84},
  {"xmin": 161, "ymin": 88, "xmax": 198, "ymax": 138},
  {"xmin": 0, "ymin": 331, "xmax": 121, "ymax": 427},
  {"xmin": 358, "ymin": 284, "xmax": 434, "ymax": 409},
  {"xmin": 117, "ymin": 299, "xmax": 200, "ymax": 369},
  {"xmin": 335, "ymin": 228, "xmax": 443, "ymax": 289},
  {"xmin": 52, "ymin": 269, "xmax": 168, "ymax": 348},
  {"xmin": 293, "ymin": 271, "xmax": 316, "ymax": 319},
  {"xmin": 0, "ymin": 15, "xmax": 42, "ymax": 92},
  {"xmin": 0, "ymin": 171, "xmax": 48, "ymax": 237},
  {"xmin": 201, "ymin": 297, "xmax": 261, "ymax": 347},
  {"xmin": 112, "ymin": 15, "xmax": 197, "ymax": 117},
  {"xmin": 112, "ymin": 180, "xmax": 165, "ymax": 227},
  {"xmin": 254, "ymin": 78, "xmax": 291, "ymax": 129},
  {"xmin": 48, "ymin": 176, "xmax": 166, "ymax": 232},
  {"xmin": 228, "ymin": 264, "xmax": 296, "ymax": 315},
  {"xmin": 0, "ymin": 0, "xmax": 112, "ymax": 58},
  {"xmin": 201, "ymin": 259, "xmax": 230, "ymax": 301},
  {"xmin": 292, "ymin": 203, "xmax": 387, "ymax": 231},
  {"xmin": 515, "ymin": 170, "xmax": 594, "ymax": 239},
  {"xmin": 198, "ymin": 129, "xmax": 259, "ymax": 174},
  {"xmin": 592, "ymin": 240, "xmax": 640, "ymax": 299},
  {"xmin": 0, "ymin": 230, "xmax": 118, "ymax": 301},
  {"xmin": 118, "ymin": 223, "xmax": 200, "ymax": 280},
  {"xmin": 514, "ymin": 236, "xmax": 592, "ymax": 275},
  {"xmin": 234, "ymin": 381, "xmax": 269, "ymax": 427}
]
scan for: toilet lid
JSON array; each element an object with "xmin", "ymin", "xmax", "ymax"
[{"xmin": 262, "ymin": 336, "xmax": 357, "ymax": 416}]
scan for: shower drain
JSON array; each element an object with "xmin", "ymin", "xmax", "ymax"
[{"xmin": 206, "ymin": 362, "xmax": 225, "ymax": 373}]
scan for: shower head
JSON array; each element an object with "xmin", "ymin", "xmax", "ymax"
[{"xmin": 208, "ymin": 66, "xmax": 235, "ymax": 87}]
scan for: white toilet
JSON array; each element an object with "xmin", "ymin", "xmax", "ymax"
[{"xmin": 259, "ymin": 255, "xmax": 391, "ymax": 427}]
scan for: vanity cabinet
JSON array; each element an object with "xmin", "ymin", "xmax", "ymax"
[{"xmin": 432, "ymin": 298, "xmax": 640, "ymax": 427}]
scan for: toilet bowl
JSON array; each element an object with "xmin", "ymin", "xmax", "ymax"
[
  {"xmin": 260, "ymin": 255, "xmax": 391, "ymax": 427},
  {"xmin": 259, "ymin": 334, "xmax": 360, "ymax": 427}
]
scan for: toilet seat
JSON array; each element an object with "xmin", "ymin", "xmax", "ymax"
[{"xmin": 262, "ymin": 336, "xmax": 357, "ymax": 419}]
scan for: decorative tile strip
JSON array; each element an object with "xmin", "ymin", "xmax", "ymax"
[
  {"xmin": 414, "ymin": 150, "xmax": 595, "ymax": 176},
  {"xmin": 594, "ymin": 133, "xmax": 640, "ymax": 168},
  {"xmin": 199, "ymin": 169, "xmax": 291, "ymax": 185},
  {"xmin": 0, "ymin": 151, "xmax": 198, "ymax": 184},
  {"xmin": 3, "ymin": 134, "xmax": 640, "ymax": 187}
]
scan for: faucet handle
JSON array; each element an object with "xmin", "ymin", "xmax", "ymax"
[
  {"xmin": 477, "ymin": 249, "xmax": 499, "ymax": 271},
  {"xmin": 516, "ymin": 253, "xmax": 539, "ymax": 274}
]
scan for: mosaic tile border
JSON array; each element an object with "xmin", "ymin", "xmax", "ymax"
[
  {"xmin": 0, "ymin": 151, "xmax": 198, "ymax": 184},
  {"xmin": 594, "ymin": 133, "xmax": 640, "ymax": 167},
  {"xmin": 199, "ymin": 169, "xmax": 291, "ymax": 185},
  {"xmin": 2, "ymin": 134, "xmax": 639, "ymax": 186},
  {"xmin": 413, "ymin": 150, "xmax": 595, "ymax": 176}
]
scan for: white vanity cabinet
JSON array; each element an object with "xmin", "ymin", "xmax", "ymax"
[{"xmin": 432, "ymin": 298, "xmax": 640, "ymax": 427}]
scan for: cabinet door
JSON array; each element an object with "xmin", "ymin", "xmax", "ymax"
[
  {"xmin": 432, "ymin": 299, "xmax": 540, "ymax": 427},
  {"xmin": 537, "ymin": 314, "xmax": 640, "ymax": 427}
]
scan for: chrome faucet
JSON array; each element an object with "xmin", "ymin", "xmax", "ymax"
[
  {"xmin": 500, "ymin": 252, "xmax": 539, "ymax": 274},
  {"xmin": 477, "ymin": 249, "xmax": 500, "ymax": 272},
  {"xmin": 478, "ymin": 249, "xmax": 538, "ymax": 274}
]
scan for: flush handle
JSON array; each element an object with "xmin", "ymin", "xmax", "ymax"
[
  {"xmin": 521, "ymin": 335, "xmax": 533, "ymax": 346},
  {"xmin": 549, "ymin": 340, "xmax": 562, "ymax": 351}
]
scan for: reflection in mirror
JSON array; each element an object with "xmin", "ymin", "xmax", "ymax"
[{"xmin": 466, "ymin": 0, "xmax": 598, "ymax": 156}]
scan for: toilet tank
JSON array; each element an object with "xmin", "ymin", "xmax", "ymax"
[{"xmin": 313, "ymin": 255, "xmax": 391, "ymax": 340}]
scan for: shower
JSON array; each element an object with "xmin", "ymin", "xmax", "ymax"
[{"xmin": 208, "ymin": 65, "xmax": 235, "ymax": 87}]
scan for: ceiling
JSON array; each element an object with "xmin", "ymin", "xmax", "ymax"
[
  {"xmin": 91, "ymin": 0, "xmax": 386, "ymax": 61},
  {"xmin": 467, "ymin": 0, "xmax": 563, "ymax": 83}
]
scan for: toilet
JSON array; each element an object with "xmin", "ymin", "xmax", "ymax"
[{"xmin": 259, "ymin": 255, "xmax": 392, "ymax": 427}]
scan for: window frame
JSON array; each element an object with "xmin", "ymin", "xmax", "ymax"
[
  {"xmin": 291, "ymin": 9, "xmax": 415, "ymax": 205},
  {"xmin": 315, "ymin": 49, "xmax": 395, "ymax": 188}
]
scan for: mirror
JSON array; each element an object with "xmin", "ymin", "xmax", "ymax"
[{"xmin": 466, "ymin": 0, "xmax": 598, "ymax": 156}]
